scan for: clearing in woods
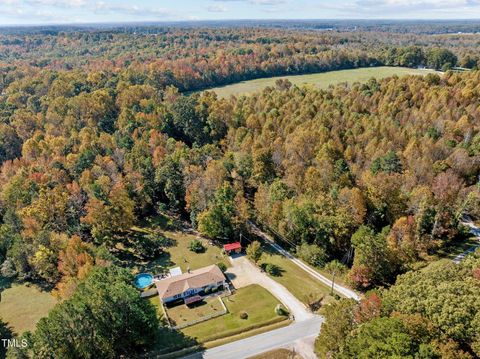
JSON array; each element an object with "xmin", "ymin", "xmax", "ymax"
[{"xmin": 208, "ymin": 66, "xmax": 439, "ymax": 98}]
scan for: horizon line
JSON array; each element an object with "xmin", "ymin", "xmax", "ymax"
[{"xmin": 2, "ymin": 18, "xmax": 480, "ymax": 29}]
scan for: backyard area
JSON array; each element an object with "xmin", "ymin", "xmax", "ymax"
[
  {"xmin": 160, "ymin": 230, "xmax": 228, "ymax": 272},
  {"xmin": 120, "ymin": 220, "xmax": 229, "ymax": 276},
  {"xmin": 207, "ymin": 66, "xmax": 438, "ymax": 98},
  {"xmin": 0, "ymin": 281, "xmax": 57, "ymax": 334}
]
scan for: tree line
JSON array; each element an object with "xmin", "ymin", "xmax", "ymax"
[{"xmin": 0, "ymin": 26, "xmax": 477, "ymax": 94}]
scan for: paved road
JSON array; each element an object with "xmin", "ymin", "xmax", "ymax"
[
  {"xmin": 453, "ymin": 220, "xmax": 480, "ymax": 264},
  {"xmin": 249, "ymin": 222, "xmax": 361, "ymax": 301},
  {"xmin": 182, "ymin": 316, "xmax": 324, "ymax": 359},
  {"xmin": 226, "ymin": 254, "xmax": 314, "ymax": 322}
]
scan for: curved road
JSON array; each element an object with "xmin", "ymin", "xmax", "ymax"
[
  {"xmin": 180, "ymin": 224, "xmax": 360, "ymax": 359},
  {"xmin": 182, "ymin": 317, "xmax": 324, "ymax": 359},
  {"xmin": 453, "ymin": 220, "xmax": 480, "ymax": 263},
  {"xmin": 182, "ymin": 221, "xmax": 479, "ymax": 358}
]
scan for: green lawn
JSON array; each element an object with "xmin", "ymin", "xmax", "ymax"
[
  {"xmin": 208, "ymin": 66, "xmax": 439, "ymax": 98},
  {"xmin": 181, "ymin": 284, "xmax": 287, "ymax": 343},
  {"xmin": 123, "ymin": 228, "xmax": 228, "ymax": 275},
  {"xmin": 0, "ymin": 282, "xmax": 57, "ymax": 334},
  {"xmin": 148, "ymin": 295, "xmax": 166, "ymax": 319},
  {"xmin": 160, "ymin": 230, "xmax": 228, "ymax": 273},
  {"xmin": 166, "ymin": 297, "xmax": 225, "ymax": 327},
  {"xmin": 259, "ymin": 245, "xmax": 333, "ymax": 305}
]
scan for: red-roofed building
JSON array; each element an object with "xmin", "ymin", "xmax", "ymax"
[{"xmin": 223, "ymin": 242, "xmax": 242, "ymax": 255}]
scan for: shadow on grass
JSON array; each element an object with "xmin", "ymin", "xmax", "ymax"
[
  {"xmin": 0, "ymin": 277, "xmax": 13, "ymax": 292},
  {"xmin": 147, "ymin": 326, "xmax": 203, "ymax": 358},
  {"xmin": 261, "ymin": 243, "xmax": 283, "ymax": 256},
  {"xmin": 437, "ymin": 237, "xmax": 479, "ymax": 260},
  {"xmin": 113, "ymin": 243, "xmax": 175, "ymax": 275},
  {"xmin": 260, "ymin": 263, "xmax": 285, "ymax": 277}
]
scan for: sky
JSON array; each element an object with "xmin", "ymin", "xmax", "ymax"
[{"xmin": 1, "ymin": 0, "xmax": 480, "ymax": 25}]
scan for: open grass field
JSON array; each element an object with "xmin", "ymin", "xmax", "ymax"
[
  {"xmin": 166, "ymin": 297, "xmax": 225, "ymax": 327},
  {"xmin": 208, "ymin": 66, "xmax": 439, "ymax": 98},
  {"xmin": 0, "ymin": 282, "xmax": 57, "ymax": 334},
  {"xmin": 259, "ymin": 245, "xmax": 333, "ymax": 305},
  {"xmin": 181, "ymin": 284, "xmax": 287, "ymax": 343}
]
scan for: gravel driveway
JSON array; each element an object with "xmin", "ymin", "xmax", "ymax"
[{"xmin": 225, "ymin": 254, "xmax": 314, "ymax": 322}]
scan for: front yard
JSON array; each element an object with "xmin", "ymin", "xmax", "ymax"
[
  {"xmin": 166, "ymin": 296, "xmax": 225, "ymax": 327},
  {"xmin": 259, "ymin": 245, "xmax": 334, "ymax": 306},
  {"xmin": 148, "ymin": 284, "xmax": 289, "ymax": 355},
  {"xmin": 181, "ymin": 284, "xmax": 288, "ymax": 343},
  {"xmin": 249, "ymin": 349, "xmax": 302, "ymax": 359}
]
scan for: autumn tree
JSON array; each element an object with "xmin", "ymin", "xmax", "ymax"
[
  {"xmin": 349, "ymin": 226, "xmax": 397, "ymax": 289},
  {"xmin": 81, "ymin": 183, "xmax": 135, "ymax": 244},
  {"xmin": 32, "ymin": 266, "xmax": 159, "ymax": 359},
  {"xmin": 246, "ymin": 241, "xmax": 262, "ymax": 263}
]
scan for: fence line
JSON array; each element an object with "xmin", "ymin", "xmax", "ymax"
[
  {"xmin": 171, "ymin": 297, "xmax": 228, "ymax": 330},
  {"xmin": 140, "ymin": 287, "xmax": 158, "ymax": 298}
]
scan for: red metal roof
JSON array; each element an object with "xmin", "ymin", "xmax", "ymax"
[{"xmin": 223, "ymin": 242, "xmax": 241, "ymax": 251}]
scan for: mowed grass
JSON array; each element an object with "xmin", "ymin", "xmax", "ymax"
[
  {"xmin": 125, "ymin": 228, "xmax": 229, "ymax": 275},
  {"xmin": 0, "ymin": 283, "xmax": 57, "ymax": 334},
  {"xmin": 209, "ymin": 66, "xmax": 439, "ymax": 98},
  {"xmin": 166, "ymin": 297, "xmax": 225, "ymax": 327},
  {"xmin": 148, "ymin": 295, "xmax": 166, "ymax": 319},
  {"xmin": 180, "ymin": 284, "xmax": 287, "ymax": 343},
  {"xmin": 260, "ymin": 245, "xmax": 333, "ymax": 305},
  {"xmin": 161, "ymin": 230, "xmax": 228, "ymax": 272}
]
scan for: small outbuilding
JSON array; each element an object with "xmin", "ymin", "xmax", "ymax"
[
  {"xmin": 169, "ymin": 267, "xmax": 182, "ymax": 277},
  {"xmin": 223, "ymin": 242, "xmax": 242, "ymax": 255}
]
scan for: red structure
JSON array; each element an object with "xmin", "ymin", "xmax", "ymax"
[{"xmin": 223, "ymin": 242, "xmax": 242, "ymax": 254}]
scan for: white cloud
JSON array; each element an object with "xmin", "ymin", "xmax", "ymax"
[
  {"xmin": 93, "ymin": 1, "xmax": 173, "ymax": 17},
  {"xmin": 26, "ymin": 0, "xmax": 87, "ymax": 6},
  {"xmin": 251, "ymin": 0, "xmax": 285, "ymax": 5},
  {"xmin": 354, "ymin": 0, "xmax": 480, "ymax": 11},
  {"xmin": 207, "ymin": 4, "xmax": 228, "ymax": 12}
]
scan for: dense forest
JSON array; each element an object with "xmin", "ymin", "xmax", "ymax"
[
  {"xmin": 316, "ymin": 254, "xmax": 480, "ymax": 358},
  {"xmin": 0, "ymin": 23, "xmax": 479, "ymax": 358},
  {"xmin": 1, "ymin": 24, "xmax": 479, "ymax": 93}
]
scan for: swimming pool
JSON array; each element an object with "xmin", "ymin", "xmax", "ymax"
[{"xmin": 134, "ymin": 273, "xmax": 154, "ymax": 289}]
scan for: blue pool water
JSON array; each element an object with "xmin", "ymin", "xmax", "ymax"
[{"xmin": 134, "ymin": 273, "xmax": 154, "ymax": 289}]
